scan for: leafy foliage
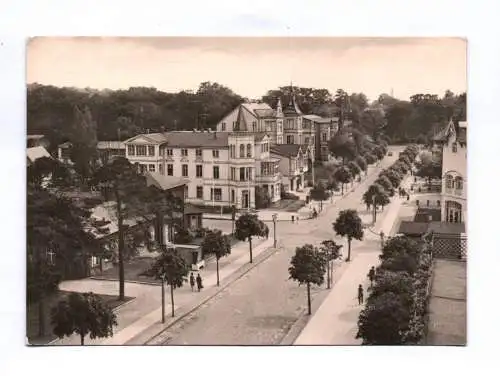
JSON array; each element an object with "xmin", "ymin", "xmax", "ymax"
[
  {"xmin": 289, "ymin": 244, "xmax": 327, "ymax": 286},
  {"xmin": 309, "ymin": 182, "xmax": 330, "ymax": 202},
  {"xmin": 51, "ymin": 292, "xmax": 117, "ymax": 345},
  {"xmin": 347, "ymin": 161, "xmax": 361, "ymax": 177},
  {"xmin": 201, "ymin": 229, "xmax": 231, "ymax": 260},
  {"xmin": 374, "ymin": 175, "xmax": 394, "ymax": 196},
  {"xmin": 145, "ymin": 247, "xmax": 189, "ymax": 288},
  {"xmin": 235, "ymin": 213, "xmax": 266, "ymax": 263},
  {"xmin": 333, "ymin": 166, "xmax": 352, "ymax": 194},
  {"xmin": 354, "ymin": 155, "xmax": 368, "ymax": 173},
  {"xmin": 333, "ymin": 209, "xmax": 364, "ymax": 261}
]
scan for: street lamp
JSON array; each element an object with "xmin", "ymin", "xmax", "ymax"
[{"xmin": 272, "ymin": 213, "xmax": 278, "ymax": 248}]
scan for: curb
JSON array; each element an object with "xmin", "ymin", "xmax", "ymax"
[{"xmin": 132, "ymin": 242, "xmax": 279, "ymax": 345}]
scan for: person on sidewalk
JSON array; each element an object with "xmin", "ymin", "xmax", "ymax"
[
  {"xmin": 368, "ymin": 267, "xmax": 375, "ymax": 288},
  {"xmin": 189, "ymin": 272, "xmax": 195, "ymax": 292},
  {"xmin": 196, "ymin": 273, "xmax": 203, "ymax": 292},
  {"xmin": 357, "ymin": 284, "xmax": 364, "ymax": 305}
]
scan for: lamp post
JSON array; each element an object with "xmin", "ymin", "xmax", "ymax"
[
  {"xmin": 272, "ymin": 213, "xmax": 278, "ymax": 248},
  {"xmin": 161, "ymin": 273, "xmax": 166, "ymax": 324}
]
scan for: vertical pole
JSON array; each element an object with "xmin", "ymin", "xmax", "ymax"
[
  {"xmin": 273, "ymin": 216, "xmax": 277, "ymax": 248},
  {"xmin": 161, "ymin": 278, "xmax": 165, "ymax": 323}
]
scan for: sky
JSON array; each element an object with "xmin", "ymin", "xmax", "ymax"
[{"xmin": 26, "ymin": 37, "xmax": 466, "ymax": 101}]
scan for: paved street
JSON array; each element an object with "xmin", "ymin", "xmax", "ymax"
[{"xmin": 151, "ymin": 147, "xmax": 405, "ymax": 345}]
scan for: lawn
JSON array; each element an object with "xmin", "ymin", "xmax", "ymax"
[{"xmin": 27, "ymin": 291, "xmax": 133, "ymax": 345}]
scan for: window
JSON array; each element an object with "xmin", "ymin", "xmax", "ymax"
[
  {"xmin": 230, "ymin": 167, "xmax": 236, "ymax": 181},
  {"xmin": 167, "ymin": 164, "xmax": 173, "ymax": 176},
  {"xmin": 452, "ymin": 143, "xmax": 457, "ymax": 153},
  {"xmin": 182, "ymin": 164, "xmax": 188, "ymax": 177},
  {"xmin": 140, "ymin": 164, "xmax": 147, "ymax": 174},
  {"xmin": 304, "ymin": 137, "xmax": 309, "ymax": 145},
  {"xmin": 455, "ymin": 176, "xmax": 463, "ymax": 190},
  {"xmin": 148, "ymin": 146, "xmax": 155, "ymax": 156},
  {"xmin": 211, "ymin": 188, "xmax": 222, "ymax": 201},
  {"xmin": 212, "ymin": 149, "xmax": 219, "ymax": 158},
  {"xmin": 246, "ymin": 144, "xmax": 252, "ymax": 157},
  {"xmin": 252, "ymin": 121, "xmax": 257, "ymax": 131},
  {"xmin": 229, "ymin": 145, "xmax": 235, "ymax": 158},
  {"xmin": 446, "ymin": 175, "xmax": 454, "ymax": 189},
  {"xmin": 148, "ymin": 164, "xmax": 155, "ymax": 172},
  {"xmin": 184, "ymin": 188, "xmax": 188, "ymax": 200},
  {"xmin": 196, "ymin": 149, "xmax": 202, "ymax": 158},
  {"xmin": 240, "ymin": 167, "xmax": 246, "ymax": 181},
  {"xmin": 181, "ymin": 149, "xmax": 188, "ymax": 157},
  {"xmin": 196, "ymin": 165, "xmax": 203, "ymax": 178},
  {"xmin": 239, "ymin": 144, "xmax": 245, "ymax": 158},
  {"xmin": 287, "ymin": 135, "xmax": 294, "ymax": 144},
  {"xmin": 159, "ymin": 164, "xmax": 164, "ymax": 175},
  {"xmin": 322, "ymin": 133, "xmax": 327, "ymax": 142},
  {"xmin": 127, "ymin": 145, "xmax": 135, "ymax": 156},
  {"xmin": 136, "ymin": 145, "xmax": 147, "ymax": 156},
  {"xmin": 196, "ymin": 186, "xmax": 203, "ymax": 199},
  {"xmin": 213, "ymin": 166, "xmax": 220, "ymax": 179},
  {"xmin": 231, "ymin": 189, "xmax": 235, "ymax": 203},
  {"xmin": 221, "ymin": 122, "xmax": 226, "ymax": 131},
  {"xmin": 166, "ymin": 148, "xmax": 173, "ymax": 157}
]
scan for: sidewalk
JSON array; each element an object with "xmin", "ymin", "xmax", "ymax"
[
  {"xmin": 293, "ymin": 177, "xmax": 410, "ymax": 345},
  {"xmin": 53, "ymin": 237, "xmax": 274, "ymax": 345}
]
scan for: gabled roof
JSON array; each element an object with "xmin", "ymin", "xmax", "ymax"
[
  {"xmin": 166, "ymin": 131, "xmax": 229, "ymax": 148},
  {"xmin": 27, "ymin": 146, "xmax": 51, "ymax": 163},
  {"xmin": 97, "ymin": 141, "xmax": 125, "ymax": 150},
  {"xmin": 145, "ymin": 172, "xmax": 190, "ymax": 191},
  {"xmin": 270, "ymin": 144, "xmax": 303, "ymax": 158},
  {"xmin": 283, "ymin": 96, "xmax": 303, "ymax": 116},
  {"xmin": 124, "ymin": 133, "xmax": 169, "ymax": 144},
  {"xmin": 241, "ymin": 102, "xmax": 273, "ymax": 117},
  {"xmin": 235, "ymin": 106, "xmax": 248, "ymax": 132},
  {"xmin": 58, "ymin": 141, "xmax": 72, "ymax": 148},
  {"xmin": 254, "ymin": 108, "xmax": 275, "ymax": 118}
]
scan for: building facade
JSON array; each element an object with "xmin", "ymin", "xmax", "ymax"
[
  {"xmin": 124, "ymin": 130, "xmax": 282, "ymax": 210},
  {"xmin": 439, "ymin": 120, "xmax": 467, "ymax": 224},
  {"xmin": 270, "ymin": 144, "xmax": 311, "ymax": 192}
]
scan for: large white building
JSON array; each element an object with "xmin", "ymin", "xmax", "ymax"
[
  {"xmin": 124, "ymin": 129, "xmax": 282, "ymax": 210},
  {"xmin": 438, "ymin": 120, "xmax": 467, "ymax": 224}
]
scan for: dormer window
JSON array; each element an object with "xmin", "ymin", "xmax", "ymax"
[{"xmin": 452, "ymin": 142, "xmax": 457, "ymax": 153}]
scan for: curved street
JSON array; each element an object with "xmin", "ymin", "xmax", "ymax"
[{"xmin": 149, "ymin": 147, "xmax": 405, "ymax": 345}]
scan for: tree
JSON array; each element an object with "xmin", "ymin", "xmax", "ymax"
[
  {"xmin": 255, "ymin": 186, "xmax": 272, "ymax": 209},
  {"xmin": 334, "ymin": 166, "xmax": 352, "ymax": 195},
  {"xmin": 380, "ymin": 235, "xmax": 420, "ymax": 262},
  {"xmin": 51, "ymin": 292, "xmax": 117, "ymax": 345},
  {"xmin": 144, "ymin": 247, "xmax": 189, "ymax": 318},
  {"xmin": 333, "ymin": 209, "xmax": 364, "ymax": 262},
  {"xmin": 363, "ymin": 184, "xmax": 389, "ymax": 222},
  {"xmin": 379, "ymin": 169, "xmax": 402, "ymax": 188},
  {"xmin": 234, "ymin": 213, "xmax": 266, "ymax": 263},
  {"xmin": 288, "ymin": 244, "xmax": 326, "ymax": 314},
  {"xmin": 347, "ymin": 161, "xmax": 361, "ymax": 180},
  {"xmin": 328, "ymin": 131, "xmax": 357, "ymax": 165},
  {"xmin": 309, "ymin": 182, "xmax": 330, "ymax": 211},
  {"xmin": 356, "ymin": 291, "xmax": 410, "ymax": 345},
  {"xmin": 319, "ymin": 240, "xmax": 342, "ymax": 289},
  {"xmin": 27, "ymin": 156, "xmax": 73, "ymax": 190},
  {"xmin": 364, "ymin": 153, "xmax": 377, "ymax": 165},
  {"xmin": 372, "ymin": 145, "xmax": 385, "ymax": 160},
  {"xmin": 415, "ymin": 159, "xmax": 442, "ymax": 188},
  {"xmin": 91, "ymin": 157, "xmax": 148, "ymax": 301},
  {"xmin": 201, "ymin": 230, "xmax": 231, "ymax": 286},
  {"xmin": 355, "ymin": 155, "xmax": 368, "ymax": 176},
  {"xmin": 375, "ymin": 175, "xmax": 394, "ymax": 196}
]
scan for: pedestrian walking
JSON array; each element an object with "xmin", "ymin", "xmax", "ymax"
[
  {"xmin": 189, "ymin": 272, "xmax": 195, "ymax": 292},
  {"xmin": 368, "ymin": 266, "xmax": 375, "ymax": 288},
  {"xmin": 357, "ymin": 284, "xmax": 364, "ymax": 305},
  {"xmin": 196, "ymin": 273, "xmax": 203, "ymax": 292}
]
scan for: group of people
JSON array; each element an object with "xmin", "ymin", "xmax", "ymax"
[{"xmin": 189, "ymin": 272, "xmax": 204, "ymax": 292}]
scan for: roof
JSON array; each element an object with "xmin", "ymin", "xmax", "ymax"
[
  {"xmin": 58, "ymin": 141, "xmax": 72, "ymax": 148},
  {"xmin": 270, "ymin": 144, "xmax": 303, "ymax": 158},
  {"xmin": 97, "ymin": 141, "xmax": 125, "ymax": 150},
  {"xmin": 145, "ymin": 172, "xmax": 190, "ymax": 191},
  {"xmin": 398, "ymin": 221, "xmax": 430, "ymax": 235},
  {"xmin": 165, "ymin": 131, "xmax": 229, "ymax": 148},
  {"xmin": 88, "ymin": 202, "xmax": 147, "ymax": 239},
  {"xmin": 241, "ymin": 102, "xmax": 273, "ymax": 117},
  {"xmin": 428, "ymin": 221, "xmax": 466, "ymax": 234},
  {"xmin": 27, "ymin": 135, "xmax": 45, "ymax": 140},
  {"xmin": 145, "ymin": 133, "xmax": 170, "ymax": 143},
  {"xmin": 27, "ymin": 146, "xmax": 51, "ymax": 163},
  {"xmin": 283, "ymin": 96, "xmax": 303, "ymax": 116},
  {"xmin": 303, "ymin": 114, "xmax": 322, "ymax": 121},
  {"xmin": 254, "ymin": 108, "xmax": 275, "ymax": 118}
]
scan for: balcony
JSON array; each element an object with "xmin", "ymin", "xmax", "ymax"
[{"xmin": 444, "ymin": 187, "xmax": 464, "ymax": 197}]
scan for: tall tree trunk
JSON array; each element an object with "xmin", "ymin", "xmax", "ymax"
[
  {"xmin": 326, "ymin": 260, "xmax": 331, "ymax": 289},
  {"xmin": 216, "ymin": 258, "xmax": 220, "ymax": 286},
  {"xmin": 80, "ymin": 333, "xmax": 85, "ymax": 346},
  {"xmin": 249, "ymin": 237, "xmax": 253, "ymax": 263},
  {"xmin": 373, "ymin": 203, "xmax": 377, "ymax": 223},
  {"xmin": 170, "ymin": 283, "xmax": 175, "ymax": 317},
  {"xmin": 306, "ymin": 282, "xmax": 312, "ymax": 315},
  {"xmin": 116, "ymin": 190, "xmax": 125, "ymax": 301},
  {"xmin": 346, "ymin": 238, "xmax": 352, "ymax": 262}
]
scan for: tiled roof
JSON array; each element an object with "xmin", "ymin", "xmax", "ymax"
[
  {"xmin": 97, "ymin": 141, "xmax": 125, "ymax": 150},
  {"xmin": 283, "ymin": 96, "xmax": 303, "ymax": 116},
  {"xmin": 428, "ymin": 221, "xmax": 466, "ymax": 234},
  {"xmin": 184, "ymin": 204, "xmax": 204, "ymax": 215},
  {"xmin": 27, "ymin": 146, "xmax": 51, "ymax": 162},
  {"xmin": 241, "ymin": 102, "xmax": 273, "ymax": 117},
  {"xmin": 254, "ymin": 109, "xmax": 275, "ymax": 118},
  {"xmin": 143, "ymin": 133, "xmax": 169, "ymax": 143},
  {"xmin": 270, "ymin": 144, "xmax": 303, "ymax": 157},
  {"xmin": 166, "ymin": 131, "xmax": 229, "ymax": 148},
  {"xmin": 145, "ymin": 172, "xmax": 190, "ymax": 191}
]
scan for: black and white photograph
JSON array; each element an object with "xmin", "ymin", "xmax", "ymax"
[{"xmin": 25, "ymin": 36, "xmax": 467, "ymax": 346}]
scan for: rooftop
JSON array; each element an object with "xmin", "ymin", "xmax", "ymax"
[
  {"xmin": 270, "ymin": 144, "xmax": 304, "ymax": 158},
  {"xmin": 97, "ymin": 141, "xmax": 125, "ymax": 150},
  {"xmin": 27, "ymin": 146, "xmax": 51, "ymax": 163},
  {"xmin": 241, "ymin": 102, "xmax": 273, "ymax": 117},
  {"xmin": 145, "ymin": 172, "xmax": 190, "ymax": 191},
  {"xmin": 166, "ymin": 131, "xmax": 229, "ymax": 148}
]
